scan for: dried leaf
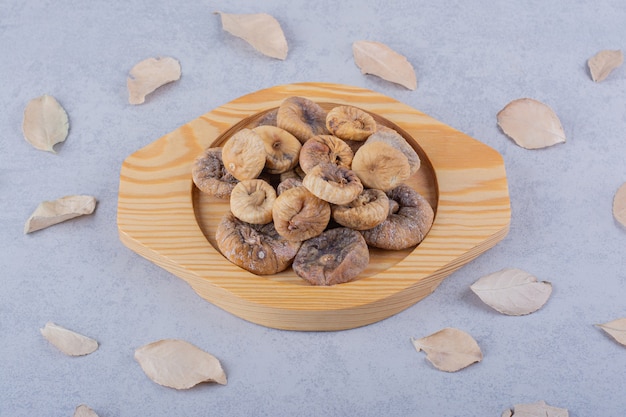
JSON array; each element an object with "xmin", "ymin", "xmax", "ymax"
[
  {"xmin": 411, "ymin": 327, "xmax": 482, "ymax": 372},
  {"xmin": 596, "ymin": 318, "xmax": 626, "ymax": 346},
  {"xmin": 503, "ymin": 400, "xmax": 569, "ymax": 417},
  {"xmin": 40, "ymin": 322, "xmax": 98, "ymax": 356},
  {"xmin": 217, "ymin": 12, "xmax": 288, "ymax": 60},
  {"xmin": 24, "ymin": 195, "xmax": 97, "ymax": 234},
  {"xmin": 135, "ymin": 339, "xmax": 227, "ymax": 389},
  {"xmin": 74, "ymin": 405, "xmax": 99, "ymax": 417},
  {"xmin": 22, "ymin": 94, "xmax": 69, "ymax": 153},
  {"xmin": 352, "ymin": 40, "xmax": 417, "ymax": 90},
  {"xmin": 497, "ymin": 98, "xmax": 566, "ymax": 149},
  {"xmin": 613, "ymin": 183, "xmax": 626, "ymax": 227},
  {"xmin": 470, "ymin": 268, "xmax": 552, "ymax": 316},
  {"xmin": 588, "ymin": 49, "xmax": 623, "ymax": 82},
  {"xmin": 127, "ymin": 56, "xmax": 181, "ymax": 105}
]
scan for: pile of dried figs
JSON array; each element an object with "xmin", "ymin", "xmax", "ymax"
[{"xmin": 192, "ymin": 96, "xmax": 434, "ymax": 286}]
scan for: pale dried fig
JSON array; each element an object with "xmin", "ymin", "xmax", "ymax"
[
  {"xmin": 192, "ymin": 147, "xmax": 238, "ymax": 199},
  {"xmin": 367, "ymin": 126, "xmax": 420, "ymax": 175},
  {"xmin": 230, "ymin": 179, "xmax": 276, "ymax": 224},
  {"xmin": 303, "ymin": 163, "xmax": 363, "ymax": 205},
  {"xmin": 222, "ymin": 128, "xmax": 266, "ymax": 181},
  {"xmin": 298, "ymin": 134, "xmax": 353, "ymax": 174},
  {"xmin": 293, "ymin": 227, "xmax": 369, "ymax": 286},
  {"xmin": 277, "ymin": 177, "xmax": 302, "ymax": 195},
  {"xmin": 272, "ymin": 186, "xmax": 330, "ymax": 242},
  {"xmin": 216, "ymin": 212, "xmax": 300, "ymax": 275},
  {"xmin": 276, "ymin": 96, "xmax": 328, "ymax": 143},
  {"xmin": 253, "ymin": 125, "xmax": 301, "ymax": 174},
  {"xmin": 332, "ymin": 188, "xmax": 389, "ymax": 230},
  {"xmin": 325, "ymin": 105, "xmax": 376, "ymax": 141},
  {"xmin": 351, "ymin": 140, "xmax": 411, "ymax": 191}
]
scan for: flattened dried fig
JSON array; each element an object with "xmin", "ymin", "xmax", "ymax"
[
  {"xmin": 303, "ymin": 163, "xmax": 363, "ymax": 205},
  {"xmin": 325, "ymin": 105, "xmax": 376, "ymax": 141},
  {"xmin": 253, "ymin": 125, "xmax": 301, "ymax": 174},
  {"xmin": 192, "ymin": 147, "xmax": 238, "ymax": 199},
  {"xmin": 351, "ymin": 140, "xmax": 411, "ymax": 191},
  {"xmin": 332, "ymin": 188, "xmax": 389, "ymax": 230},
  {"xmin": 276, "ymin": 97, "xmax": 328, "ymax": 143},
  {"xmin": 230, "ymin": 179, "xmax": 276, "ymax": 224},
  {"xmin": 272, "ymin": 186, "xmax": 330, "ymax": 242},
  {"xmin": 293, "ymin": 227, "xmax": 369, "ymax": 286},
  {"xmin": 299, "ymin": 134, "xmax": 353, "ymax": 174},
  {"xmin": 216, "ymin": 212, "xmax": 300, "ymax": 275},
  {"xmin": 367, "ymin": 126, "xmax": 420, "ymax": 175},
  {"xmin": 362, "ymin": 184, "xmax": 434, "ymax": 250},
  {"xmin": 222, "ymin": 128, "xmax": 266, "ymax": 181}
]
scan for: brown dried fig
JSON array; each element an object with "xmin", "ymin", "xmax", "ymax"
[
  {"xmin": 325, "ymin": 105, "xmax": 376, "ymax": 141},
  {"xmin": 216, "ymin": 212, "xmax": 300, "ymax": 275},
  {"xmin": 272, "ymin": 186, "xmax": 330, "ymax": 242},
  {"xmin": 351, "ymin": 140, "xmax": 411, "ymax": 191},
  {"xmin": 367, "ymin": 126, "xmax": 420, "ymax": 175},
  {"xmin": 277, "ymin": 177, "xmax": 302, "ymax": 195},
  {"xmin": 302, "ymin": 163, "xmax": 363, "ymax": 205},
  {"xmin": 361, "ymin": 184, "xmax": 434, "ymax": 250},
  {"xmin": 222, "ymin": 128, "xmax": 266, "ymax": 181},
  {"xmin": 252, "ymin": 125, "xmax": 301, "ymax": 174},
  {"xmin": 230, "ymin": 179, "xmax": 276, "ymax": 224},
  {"xmin": 192, "ymin": 147, "xmax": 238, "ymax": 199},
  {"xmin": 331, "ymin": 188, "xmax": 389, "ymax": 230},
  {"xmin": 298, "ymin": 134, "xmax": 353, "ymax": 174},
  {"xmin": 292, "ymin": 227, "xmax": 369, "ymax": 286},
  {"xmin": 276, "ymin": 96, "xmax": 328, "ymax": 143}
]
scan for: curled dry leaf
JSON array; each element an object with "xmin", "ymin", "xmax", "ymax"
[
  {"xmin": 497, "ymin": 98, "xmax": 566, "ymax": 149},
  {"xmin": 588, "ymin": 49, "xmax": 623, "ymax": 82},
  {"xmin": 352, "ymin": 40, "xmax": 417, "ymax": 90},
  {"xmin": 612, "ymin": 183, "xmax": 626, "ymax": 227},
  {"xmin": 596, "ymin": 318, "xmax": 626, "ymax": 347},
  {"xmin": 22, "ymin": 94, "xmax": 69, "ymax": 153},
  {"xmin": 127, "ymin": 56, "xmax": 181, "ymax": 105},
  {"xmin": 24, "ymin": 195, "xmax": 97, "ymax": 234},
  {"xmin": 502, "ymin": 400, "xmax": 569, "ymax": 417},
  {"xmin": 74, "ymin": 404, "xmax": 99, "ymax": 417},
  {"xmin": 470, "ymin": 268, "xmax": 552, "ymax": 316},
  {"xmin": 134, "ymin": 339, "xmax": 227, "ymax": 389},
  {"xmin": 217, "ymin": 12, "xmax": 288, "ymax": 60},
  {"xmin": 411, "ymin": 327, "xmax": 482, "ymax": 372},
  {"xmin": 40, "ymin": 322, "xmax": 98, "ymax": 356}
]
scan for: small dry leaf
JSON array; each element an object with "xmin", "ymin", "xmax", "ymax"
[
  {"xmin": 497, "ymin": 98, "xmax": 566, "ymax": 149},
  {"xmin": 127, "ymin": 56, "xmax": 181, "ymax": 105},
  {"xmin": 352, "ymin": 40, "xmax": 417, "ymax": 90},
  {"xmin": 24, "ymin": 195, "xmax": 97, "ymax": 234},
  {"xmin": 470, "ymin": 268, "xmax": 552, "ymax": 316},
  {"xmin": 22, "ymin": 94, "xmax": 69, "ymax": 153},
  {"xmin": 612, "ymin": 183, "xmax": 626, "ymax": 227},
  {"xmin": 502, "ymin": 400, "xmax": 569, "ymax": 417},
  {"xmin": 411, "ymin": 327, "xmax": 482, "ymax": 372},
  {"xmin": 74, "ymin": 404, "xmax": 99, "ymax": 417},
  {"xmin": 596, "ymin": 318, "xmax": 626, "ymax": 347},
  {"xmin": 217, "ymin": 12, "xmax": 288, "ymax": 60},
  {"xmin": 588, "ymin": 49, "xmax": 623, "ymax": 82},
  {"xmin": 134, "ymin": 339, "xmax": 227, "ymax": 389},
  {"xmin": 40, "ymin": 322, "xmax": 98, "ymax": 356}
]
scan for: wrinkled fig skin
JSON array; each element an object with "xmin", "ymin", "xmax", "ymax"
[
  {"xmin": 367, "ymin": 126, "xmax": 420, "ymax": 175},
  {"xmin": 272, "ymin": 186, "xmax": 331, "ymax": 242},
  {"xmin": 253, "ymin": 125, "xmax": 301, "ymax": 174},
  {"xmin": 332, "ymin": 188, "xmax": 389, "ymax": 230},
  {"xmin": 222, "ymin": 128, "xmax": 266, "ymax": 181},
  {"xmin": 361, "ymin": 184, "xmax": 434, "ymax": 250},
  {"xmin": 216, "ymin": 212, "xmax": 301, "ymax": 275},
  {"xmin": 276, "ymin": 96, "xmax": 328, "ymax": 143},
  {"xmin": 252, "ymin": 108, "xmax": 278, "ymax": 127},
  {"xmin": 302, "ymin": 163, "xmax": 363, "ymax": 205},
  {"xmin": 192, "ymin": 147, "xmax": 238, "ymax": 199},
  {"xmin": 293, "ymin": 227, "xmax": 370, "ymax": 286},
  {"xmin": 325, "ymin": 105, "xmax": 377, "ymax": 141},
  {"xmin": 277, "ymin": 177, "xmax": 303, "ymax": 195},
  {"xmin": 229, "ymin": 179, "xmax": 276, "ymax": 224},
  {"xmin": 298, "ymin": 134, "xmax": 353, "ymax": 173}
]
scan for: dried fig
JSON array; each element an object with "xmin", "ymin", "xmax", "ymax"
[
  {"xmin": 351, "ymin": 140, "xmax": 411, "ymax": 191},
  {"xmin": 277, "ymin": 177, "xmax": 302, "ymax": 195},
  {"xmin": 230, "ymin": 179, "xmax": 276, "ymax": 224},
  {"xmin": 280, "ymin": 165, "xmax": 306, "ymax": 182},
  {"xmin": 293, "ymin": 227, "xmax": 369, "ymax": 286},
  {"xmin": 298, "ymin": 134, "xmax": 353, "ymax": 174},
  {"xmin": 302, "ymin": 163, "xmax": 363, "ymax": 205},
  {"xmin": 325, "ymin": 105, "xmax": 376, "ymax": 141},
  {"xmin": 367, "ymin": 126, "xmax": 420, "ymax": 175},
  {"xmin": 192, "ymin": 147, "xmax": 238, "ymax": 199},
  {"xmin": 252, "ymin": 108, "xmax": 278, "ymax": 127},
  {"xmin": 361, "ymin": 184, "xmax": 434, "ymax": 250},
  {"xmin": 216, "ymin": 212, "xmax": 300, "ymax": 275},
  {"xmin": 276, "ymin": 96, "xmax": 328, "ymax": 143},
  {"xmin": 222, "ymin": 128, "xmax": 266, "ymax": 181},
  {"xmin": 253, "ymin": 125, "xmax": 301, "ymax": 174},
  {"xmin": 272, "ymin": 186, "xmax": 330, "ymax": 242},
  {"xmin": 331, "ymin": 188, "xmax": 389, "ymax": 230}
]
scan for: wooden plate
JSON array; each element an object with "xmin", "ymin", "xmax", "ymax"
[{"xmin": 117, "ymin": 82, "xmax": 510, "ymax": 331}]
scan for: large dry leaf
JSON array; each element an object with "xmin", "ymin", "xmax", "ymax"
[
  {"xmin": 411, "ymin": 327, "xmax": 482, "ymax": 372},
  {"xmin": 497, "ymin": 98, "xmax": 566, "ymax": 149},
  {"xmin": 74, "ymin": 405, "xmax": 99, "ymax": 417},
  {"xmin": 22, "ymin": 94, "xmax": 69, "ymax": 153},
  {"xmin": 613, "ymin": 183, "xmax": 626, "ymax": 227},
  {"xmin": 24, "ymin": 195, "xmax": 97, "ymax": 234},
  {"xmin": 470, "ymin": 268, "xmax": 552, "ymax": 316},
  {"xmin": 596, "ymin": 318, "xmax": 626, "ymax": 347},
  {"xmin": 40, "ymin": 322, "xmax": 98, "ymax": 356},
  {"xmin": 588, "ymin": 49, "xmax": 623, "ymax": 82},
  {"xmin": 127, "ymin": 56, "xmax": 181, "ymax": 105},
  {"xmin": 217, "ymin": 12, "xmax": 288, "ymax": 60},
  {"xmin": 502, "ymin": 400, "xmax": 569, "ymax": 417},
  {"xmin": 135, "ymin": 339, "xmax": 227, "ymax": 389},
  {"xmin": 352, "ymin": 40, "xmax": 417, "ymax": 90}
]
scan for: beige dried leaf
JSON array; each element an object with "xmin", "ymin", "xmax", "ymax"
[
  {"xmin": 352, "ymin": 40, "xmax": 417, "ymax": 90},
  {"xmin": 40, "ymin": 322, "xmax": 98, "ymax": 356},
  {"xmin": 127, "ymin": 56, "xmax": 181, "ymax": 105},
  {"xmin": 470, "ymin": 268, "xmax": 552, "ymax": 316},
  {"xmin": 588, "ymin": 49, "xmax": 623, "ymax": 82},
  {"xmin": 24, "ymin": 195, "xmax": 97, "ymax": 234},
  {"xmin": 22, "ymin": 94, "xmax": 69, "ymax": 153},
  {"xmin": 74, "ymin": 404, "xmax": 99, "ymax": 417},
  {"xmin": 411, "ymin": 327, "xmax": 482, "ymax": 372},
  {"xmin": 503, "ymin": 400, "xmax": 569, "ymax": 417},
  {"xmin": 135, "ymin": 339, "xmax": 227, "ymax": 389},
  {"xmin": 612, "ymin": 183, "xmax": 626, "ymax": 227},
  {"xmin": 217, "ymin": 12, "xmax": 288, "ymax": 60},
  {"xmin": 596, "ymin": 318, "xmax": 626, "ymax": 347},
  {"xmin": 497, "ymin": 98, "xmax": 566, "ymax": 149}
]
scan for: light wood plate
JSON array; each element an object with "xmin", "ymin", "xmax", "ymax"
[{"xmin": 117, "ymin": 82, "xmax": 510, "ymax": 331}]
